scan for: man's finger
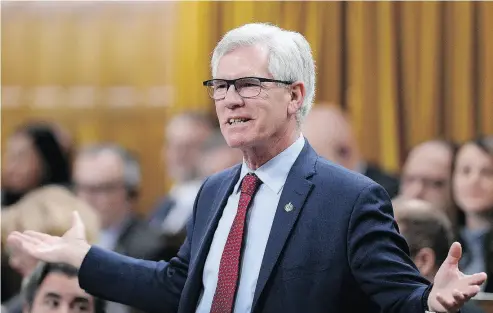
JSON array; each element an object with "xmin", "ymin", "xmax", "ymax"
[
  {"xmin": 444, "ymin": 242, "xmax": 462, "ymax": 266},
  {"xmin": 465, "ymin": 273, "xmax": 488, "ymax": 286},
  {"xmin": 6, "ymin": 232, "xmax": 25, "ymax": 250},
  {"xmin": 71, "ymin": 211, "xmax": 86, "ymax": 239},
  {"xmin": 21, "ymin": 241, "xmax": 52, "ymax": 260},
  {"xmin": 18, "ymin": 232, "xmax": 45, "ymax": 247},
  {"xmin": 436, "ymin": 293, "xmax": 457, "ymax": 310},
  {"xmin": 24, "ymin": 231, "xmax": 54, "ymax": 241},
  {"xmin": 452, "ymin": 289, "xmax": 465, "ymax": 303},
  {"xmin": 460, "ymin": 285, "xmax": 481, "ymax": 298}
]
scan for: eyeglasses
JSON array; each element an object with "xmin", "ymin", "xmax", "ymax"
[{"xmin": 203, "ymin": 77, "xmax": 293, "ymax": 100}]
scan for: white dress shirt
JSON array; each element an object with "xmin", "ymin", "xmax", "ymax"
[
  {"xmin": 161, "ymin": 179, "xmax": 204, "ymax": 235},
  {"xmin": 195, "ymin": 135, "xmax": 305, "ymax": 313}
]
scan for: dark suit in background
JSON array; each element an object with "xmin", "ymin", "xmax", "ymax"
[
  {"xmin": 460, "ymin": 228, "xmax": 493, "ymax": 293},
  {"xmin": 114, "ymin": 215, "xmax": 173, "ymax": 262},
  {"xmin": 364, "ymin": 163, "xmax": 400, "ymax": 199}
]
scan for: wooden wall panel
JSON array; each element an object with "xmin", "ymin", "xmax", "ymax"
[{"xmin": 1, "ymin": 2, "xmax": 177, "ymax": 214}]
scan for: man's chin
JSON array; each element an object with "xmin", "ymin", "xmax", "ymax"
[
  {"xmin": 226, "ymin": 140, "xmax": 245, "ymax": 149},
  {"xmin": 224, "ymin": 133, "xmax": 250, "ymax": 149}
]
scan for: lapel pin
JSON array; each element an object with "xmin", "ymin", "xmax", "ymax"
[{"xmin": 284, "ymin": 202, "xmax": 294, "ymax": 212}]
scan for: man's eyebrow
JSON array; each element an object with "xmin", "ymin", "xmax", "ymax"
[
  {"xmin": 72, "ymin": 297, "xmax": 91, "ymax": 305},
  {"xmin": 44, "ymin": 292, "xmax": 61, "ymax": 299}
]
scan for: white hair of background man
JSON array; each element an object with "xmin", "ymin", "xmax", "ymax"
[
  {"xmin": 211, "ymin": 23, "xmax": 316, "ymax": 126},
  {"xmin": 78, "ymin": 144, "xmax": 141, "ymax": 192}
]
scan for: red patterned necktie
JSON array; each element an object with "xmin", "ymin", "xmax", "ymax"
[{"xmin": 210, "ymin": 173, "xmax": 262, "ymax": 313}]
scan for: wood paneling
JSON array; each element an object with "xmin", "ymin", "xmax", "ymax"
[{"xmin": 1, "ymin": 2, "xmax": 178, "ymax": 213}]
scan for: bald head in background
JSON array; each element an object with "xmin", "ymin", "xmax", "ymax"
[
  {"xmin": 303, "ymin": 104, "xmax": 400, "ymax": 198},
  {"xmin": 302, "ymin": 104, "xmax": 360, "ymax": 171},
  {"xmin": 399, "ymin": 140, "xmax": 456, "ymax": 223}
]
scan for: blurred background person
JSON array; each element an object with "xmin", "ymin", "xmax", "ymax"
[
  {"xmin": 1, "ymin": 122, "xmax": 72, "ymax": 207},
  {"xmin": 392, "ymin": 198, "xmax": 485, "ymax": 313},
  {"xmin": 72, "ymin": 143, "xmax": 171, "ymax": 313},
  {"xmin": 148, "ymin": 112, "xmax": 214, "ymax": 234},
  {"xmin": 21, "ymin": 262, "xmax": 106, "ymax": 313},
  {"xmin": 1, "ymin": 185, "xmax": 100, "ymax": 313},
  {"xmin": 398, "ymin": 140, "xmax": 459, "ymax": 227},
  {"xmin": 303, "ymin": 104, "xmax": 400, "ymax": 198},
  {"xmin": 153, "ymin": 129, "xmax": 243, "ymax": 250},
  {"xmin": 73, "ymin": 143, "xmax": 170, "ymax": 259},
  {"xmin": 454, "ymin": 136, "xmax": 493, "ymax": 292},
  {"xmin": 198, "ymin": 130, "xmax": 243, "ymax": 178}
]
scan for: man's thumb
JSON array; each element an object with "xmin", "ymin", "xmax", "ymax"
[
  {"xmin": 445, "ymin": 241, "xmax": 462, "ymax": 265},
  {"xmin": 71, "ymin": 211, "xmax": 87, "ymax": 239}
]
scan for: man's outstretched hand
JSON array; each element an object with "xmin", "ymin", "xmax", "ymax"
[
  {"xmin": 7, "ymin": 211, "xmax": 91, "ymax": 269},
  {"xmin": 428, "ymin": 242, "xmax": 487, "ymax": 312}
]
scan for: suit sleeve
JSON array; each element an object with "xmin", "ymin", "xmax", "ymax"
[
  {"xmin": 347, "ymin": 183, "xmax": 432, "ymax": 313},
  {"xmin": 78, "ymin": 178, "xmax": 209, "ymax": 313}
]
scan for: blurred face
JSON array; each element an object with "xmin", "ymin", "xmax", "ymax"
[
  {"xmin": 73, "ymin": 152, "xmax": 128, "ymax": 229},
  {"xmin": 454, "ymin": 143, "xmax": 493, "ymax": 214},
  {"xmin": 400, "ymin": 143, "xmax": 453, "ymax": 212},
  {"xmin": 214, "ymin": 45, "xmax": 300, "ymax": 150},
  {"xmin": 27, "ymin": 273, "xmax": 94, "ymax": 313},
  {"xmin": 164, "ymin": 118, "xmax": 210, "ymax": 182},
  {"xmin": 2, "ymin": 133, "xmax": 43, "ymax": 193},
  {"xmin": 303, "ymin": 109, "xmax": 358, "ymax": 171}
]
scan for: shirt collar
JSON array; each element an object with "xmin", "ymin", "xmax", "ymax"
[
  {"xmin": 102, "ymin": 213, "xmax": 131, "ymax": 235},
  {"xmin": 234, "ymin": 134, "xmax": 305, "ymax": 195},
  {"xmin": 355, "ymin": 161, "xmax": 367, "ymax": 174},
  {"xmin": 461, "ymin": 226, "xmax": 489, "ymax": 242}
]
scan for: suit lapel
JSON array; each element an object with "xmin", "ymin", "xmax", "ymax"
[
  {"xmin": 181, "ymin": 165, "xmax": 241, "ymax": 312},
  {"xmin": 113, "ymin": 216, "xmax": 137, "ymax": 255},
  {"xmin": 252, "ymin": 142, "xmax": 317, "ymax": 310}
]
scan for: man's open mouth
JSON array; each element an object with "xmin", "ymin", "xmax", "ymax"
[{"xmin": 228, "ymin": 118, "xmax": 251, "ymax": 125}]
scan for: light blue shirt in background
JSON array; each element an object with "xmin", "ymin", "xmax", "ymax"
[{"xmin": 196, "ymin": 135, "xmax": 305, "ymax": 313}]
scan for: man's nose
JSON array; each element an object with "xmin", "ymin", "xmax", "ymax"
[
  {"xmin": 406, "ymin": 181, "xmax": 426, "ymax": 199},
  {"xmin": 58, "ymin": 303, "xmax": 71, "ymax": 313},
  {"xmin": 223, "ymin": 85, "xmax": 244, "ymax": 109}
]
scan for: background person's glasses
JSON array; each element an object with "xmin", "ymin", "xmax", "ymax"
[{"xmin": 203, "ymin": 77, "xmax": 293, "ymax": 100}]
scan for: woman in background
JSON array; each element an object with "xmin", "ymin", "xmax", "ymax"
[
  {"xmin": 453, "ymin": 135, "xmax": 493, "ymax": 293},
  {"xmin": 1, "ymin": 185, "xmax": 100, "ymax": 313},
  {"xmin": 1, "ymin": 122, "xmax": 72, "ymax": 207}
]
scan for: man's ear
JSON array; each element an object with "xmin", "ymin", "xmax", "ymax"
[
  {"xmin": 413, "ymin": 247, "xmax": 437, "ymax": 279},
  {"xmin": 287, "ymin": 81, "xmax": 305, "ymax": 116}
]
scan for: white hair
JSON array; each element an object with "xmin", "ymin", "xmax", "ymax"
[
  {"xmin": 78, "ymin": 144, "xmax": 141, "ymax": 191},
  {"xmin": 211, "ymin": 23, "xmax": 316, "ymax": 125}
]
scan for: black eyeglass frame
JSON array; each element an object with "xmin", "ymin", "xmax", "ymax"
[{"xmin": 202, "ymin": 76, "xmax": 294, "ymax": 100}]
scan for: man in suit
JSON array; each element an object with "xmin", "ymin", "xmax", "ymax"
[
  {"xmin": 148, "ymin": 112, "xmax": 214, "ymax": 234},
  {"xmin": 73, "ymin": 143, "xmax": 172, "ymax": 261},
  {"xmin": 72, "ymin": 144, "xmax": 173, "ymax": 313},
  {"xmin": 303, "ymin": 104, "xmax": 400, "ymax": 198},
  {"xmin": 7, "ymin": 23, "xmax": 487, "ymax": 313}
]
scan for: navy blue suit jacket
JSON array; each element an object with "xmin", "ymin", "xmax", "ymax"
[{"xmin": 79, "ymin": 141, "xmax": 432, "ymax": 313}]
